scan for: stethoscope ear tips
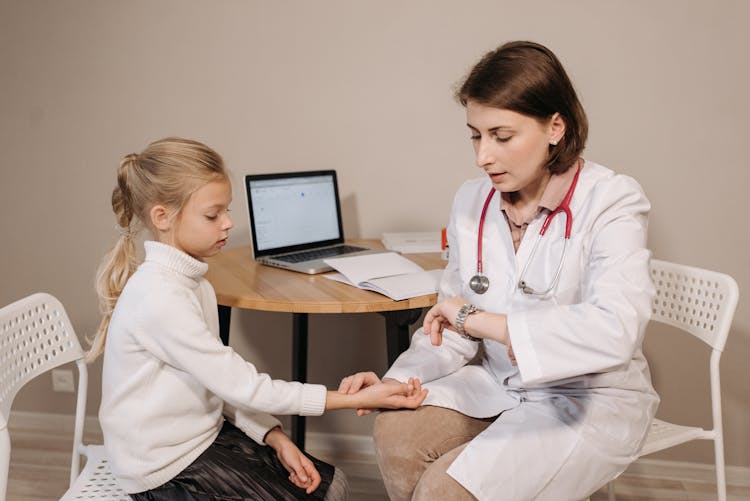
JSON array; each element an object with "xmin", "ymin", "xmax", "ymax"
[{"xmin": 517, "ymin": 281, "xmax": 532, "ymax": 294}]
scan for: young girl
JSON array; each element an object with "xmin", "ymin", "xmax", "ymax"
[{"xmin": 89, "ymin": 137, "xmax": 428, "ymax": 500}]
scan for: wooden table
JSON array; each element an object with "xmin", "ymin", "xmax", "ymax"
[{"xmin": 204, "ymin": 240, "xmax": 445, "ymax": 447}]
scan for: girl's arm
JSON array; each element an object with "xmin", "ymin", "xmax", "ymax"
[
  {"xmin": 325, "ymin": 377, "xmax": 427, "ymax": 411},
  {"xmin": 223, "ymin": 403, "xmax": 282, "ymax": 445}
]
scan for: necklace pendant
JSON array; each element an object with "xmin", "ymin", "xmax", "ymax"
[{"xmin": 469, "ymin": 274, "xmax": 490, "ymax": 294}]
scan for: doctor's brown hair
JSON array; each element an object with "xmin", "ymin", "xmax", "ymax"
[
  {"xmin": 87, "ymin": 137, "xmax": 228, "ymax": 362},
  {"xmin": 456, "ymin": 41, "xmax": 588, "ymax": 175}
]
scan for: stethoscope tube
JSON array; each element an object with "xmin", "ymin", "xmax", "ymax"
[
  {"xmin": 468, "ymin": 190, "xmax": 497, "ymax": 294},
  {"xmin": 470, "ymin": 160, "xmax": 582, "ymax": 296}
]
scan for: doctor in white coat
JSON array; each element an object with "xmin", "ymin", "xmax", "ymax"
[{"xmin": 339, "ymin": 41, "xmax": 659, "ymax": 501}]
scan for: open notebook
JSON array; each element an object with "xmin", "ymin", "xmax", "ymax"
[{"xmin": 323, "ymin": 252, "xmax": 443, "ymax": 301}]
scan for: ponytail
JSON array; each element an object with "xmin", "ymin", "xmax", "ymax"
[{"xmin": 86, "ymin": 155, "xmax": 139, "ymax": 362}]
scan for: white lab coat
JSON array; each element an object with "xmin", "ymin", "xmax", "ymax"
[{"xmin": 384, "ymin": 161, "xmax": 659, "ymax": 501}]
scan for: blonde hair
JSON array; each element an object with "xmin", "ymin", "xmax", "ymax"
[{"xmin": 87, "ymin": 137, "xmax": 227, "ymax": 362}]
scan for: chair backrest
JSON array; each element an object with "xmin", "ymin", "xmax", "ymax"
[
  {"xmin": 0, "ymin": 293, "xmax": 85, "ymax": 422},
  {"xmin": 650, "ymin": 259, "xmax": 739, "ymax": 351},
  {"xmin": 0, "ymin": 292, "xmax": 88, "ymax": 499}
]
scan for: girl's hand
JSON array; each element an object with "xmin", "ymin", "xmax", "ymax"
[
  {"xmin": 265, "ymin": 428, "xmax": 321, "ymax": 494},
  {"xmin": 354, "ymin": 377, "xmax": 428, "ymax": 414},
  {"xmin": 423, "ymin": 296, "xmax": 467, "ymax": 345}
]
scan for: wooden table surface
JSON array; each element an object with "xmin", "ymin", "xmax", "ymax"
[{"xmin": 204, "ymin": 239, "xmax": 446, "ymax": 313}]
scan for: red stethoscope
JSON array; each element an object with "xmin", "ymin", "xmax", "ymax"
[{"xmin": 469, "ymin": 160, "xmax": 582, "ymax": 295}]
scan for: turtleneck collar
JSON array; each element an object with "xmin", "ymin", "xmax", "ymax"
[{"xmin": 143, "ymin": 241, "xmax": 208, "ymax": 279}]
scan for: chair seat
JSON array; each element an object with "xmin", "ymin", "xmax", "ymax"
[
  {"xmin": 639, "ymin": 418, "xmax": 713, "ymax": 457},
  {"xmin": 59, "ymin": 445, "xmax": 132, "ymax": 501}
]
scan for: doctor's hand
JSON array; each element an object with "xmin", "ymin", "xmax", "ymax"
[
  {"xmin": 423, "ymin": 296, "xmax": 468, "ymax": 346},
  {"xmin": 338, "ymin": 371, "xmax": 381, "ymax": 394},
  {"xmin": 338, "ymin": 373, "xmax": 426, "ymax": 415},
  {"xmin": 338, "ymin": 371, "xmax": 380, "ymax": 415},
  {"xmin": 424, "ymin": 297, "xmax": 510, "ymax": 347}
]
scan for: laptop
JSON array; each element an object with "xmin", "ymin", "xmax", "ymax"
[{"xmin": 245, "ymin": 170, "xmax": 382, "ymax": 274}]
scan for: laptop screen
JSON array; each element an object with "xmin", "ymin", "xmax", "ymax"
[{"xmin": 245, "ymin": 170, "xmax": 345, "ymax": 256}]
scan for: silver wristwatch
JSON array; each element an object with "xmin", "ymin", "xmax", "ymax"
[{"xmin": 455, "ymin": 303, "xmax": 481, "ymax": 342}]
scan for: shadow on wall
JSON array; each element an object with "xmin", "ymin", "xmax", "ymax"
[
  {"xmin": 720, "ymin": 325, "xmax": 750, "ymax": 465},
  {"xmin": 340, "ymin": 193, "xmax": 362, "ymax": 239}
]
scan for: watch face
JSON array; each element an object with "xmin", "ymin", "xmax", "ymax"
[{"xmin": 456, "ymin": 304, "xmax": 480, "ymax": 337}]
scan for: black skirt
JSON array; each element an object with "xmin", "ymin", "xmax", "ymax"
[{"xmin": 130, "ymin": 421, "xmax": 335, "ymax": 501}]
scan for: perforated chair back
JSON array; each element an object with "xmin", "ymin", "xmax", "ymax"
[
  {"xmin": 650, "ymin": 259, "xmax": 738, "ymax": 351},
  {"xmin": 607, "ymin": 259, "xmax": 739, "ymax": 501},
  {"xmin": 0, "ymin": 292, "xmax": 88, "ymax": 501},
  {"xmin": 0, "ymin": 293, "xmax": 132, "ymax": 500},
  {"xmin": 0, "ymin": 293, "xmax": 83, "ymax": 421}
]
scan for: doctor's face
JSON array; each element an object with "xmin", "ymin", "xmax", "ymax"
[{"xmin": 466, "ymin": 101, "xmax": 562, "ymax": 199}]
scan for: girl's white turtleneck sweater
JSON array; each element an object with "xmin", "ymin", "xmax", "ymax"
[{"xmin": 99, "ymin": 241, "xmax": 327, "ymax": 493}]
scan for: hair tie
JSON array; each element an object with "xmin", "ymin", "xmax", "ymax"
[{"xmin": 115, "ymin": 224, "xmax": 133, "ymax": 240}]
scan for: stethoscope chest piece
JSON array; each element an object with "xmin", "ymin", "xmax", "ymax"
[
  {"xmin": 469, "ymin": 160, "xmax": 583, "ymax": 296},
  {"xmin": 469, "ymin": 274, "xmax": 490, "ymax": 294}
]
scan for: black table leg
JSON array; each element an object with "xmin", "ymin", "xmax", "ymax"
[
  {"xmin": 381, "ymin": 308, "xmax": 423, "ymax": 366},
  {"xmin": 218, "ymin": 305, "xmax": 231, "ymax": 346},
  {"xmin": 291, "ymin": 313, "xmax": 308, "ymax": 448},
  {"xmin": 217, "ymin": 307, "xmax": 418, "ymax": 448}
]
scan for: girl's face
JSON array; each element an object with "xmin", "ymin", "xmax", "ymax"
[
  {"xmin": 466, "ymin": 100, "xmax": 564, "ymax": 201},
  {"xmin": 171, "ymin": 178, "xmax": 233, "ymax": 260}
]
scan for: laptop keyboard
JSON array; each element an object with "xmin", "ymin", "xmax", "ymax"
[{"xmin": 274, "ymin": 245, "xmax": 368, "ymax": 263}]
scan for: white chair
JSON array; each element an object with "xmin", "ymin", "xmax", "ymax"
[
  {"xmin": 0, "ymin": 292, "xmax": 131, "ymax": 501},
  {"xmin": 606, "ymin": 259, "xmax": 739, "ymax": 501}
]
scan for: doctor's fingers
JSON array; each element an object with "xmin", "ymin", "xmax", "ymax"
[
  {"xmin": 422, "ymin": 309, "xmax": 447, "ymax": 334},
  {"xmin": 422, "ymin": 303, "xmax": 444, "ymax": 330},
  {"xmin": 423, "ymin": 316, "xmax": 447, "ymax": 346},
  {"xmin": 429, "ymin": 326, "xmax": 444, "ymax": 346},
  {"xmin": 338, "ymin": 372, "xmax": 380, "ymax": 394}
]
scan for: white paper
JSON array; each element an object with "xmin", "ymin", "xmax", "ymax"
[
  {"xmin": 323, "ymin": 252, "xmax": 442, "ymax": 300},
  {"xmin": 363, "ymin": 269, "xmax": 443, "ymax": 300},
  {"xmin": 324, "ymin": 252, "xmax": 424, "ymax": 285}
]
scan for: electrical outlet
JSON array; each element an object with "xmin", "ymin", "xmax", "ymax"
[{"xmin": 52, "ymin": 369, "xmax": 75, "ymax": 393}]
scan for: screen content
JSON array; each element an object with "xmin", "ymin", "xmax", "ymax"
[{"xmin": 249, "ymin": 174, "xmax": 341, "ymax": 251}]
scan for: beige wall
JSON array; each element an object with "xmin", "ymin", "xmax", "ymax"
[{"xmin": 2, "ymin": 0, "xmax": 748, "ymax": 467}]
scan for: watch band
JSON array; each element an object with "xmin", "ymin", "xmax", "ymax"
[{"xmin": 455, "ymin": 303, "xmax": 481, "ymax": 342}]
